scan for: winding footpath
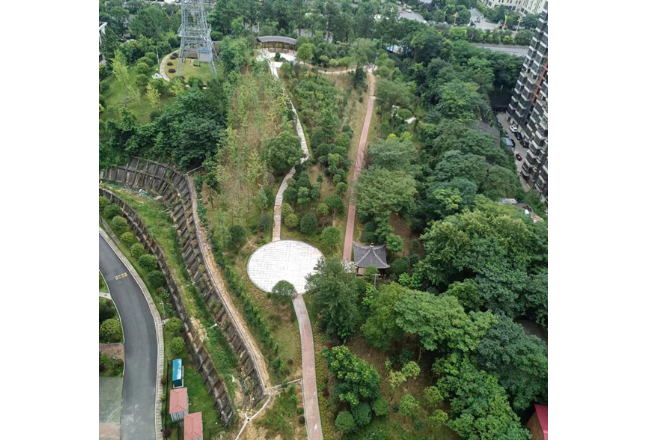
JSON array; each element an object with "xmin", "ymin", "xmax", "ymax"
[
  {"xmin": 99, "ymin": 231, "xmax": 163, "ymax": 440},
  {"xmin": 233, "ymin": 55, "xmax": 374, "ymax": 439},
  {"xmin": 271, "ymin": 98, "xmax": 310, "ymax": 242},
  {"xmin": 159, "ymin": 53, "xmax": 171, "ymax": 82},
  {"xmin": 342, "ymin": 69, "xmax": 376, "ymax": 261},
  {"xmin": 266, "ymin": 58, "xmax": 324, "ymax": 440}
]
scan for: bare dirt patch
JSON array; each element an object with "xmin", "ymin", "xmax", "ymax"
[{"xmin": 99, "ymin": 343, "xmax": 124, "ymax": 361}]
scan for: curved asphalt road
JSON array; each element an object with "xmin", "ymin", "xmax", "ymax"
[{"xmin": 100, "ymin": 234, "xmax": 157, "ymax": 440}]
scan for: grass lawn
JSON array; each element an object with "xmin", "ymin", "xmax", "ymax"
[
  {"xmin": 100, "ymin": 70, "xmax": 175, "ymax": 124},
  {"xmin": 164, "ymin": 56, "xmax": 220, "ymax": 82}
]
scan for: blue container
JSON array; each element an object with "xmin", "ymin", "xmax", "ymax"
[{"xmin": 172, "ymin": 359, "xmax": 183, "ymax": 388}]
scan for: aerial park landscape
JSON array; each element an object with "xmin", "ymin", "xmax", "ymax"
[{"xmin": 99, "ymin": 0, "xmax": 548, "ymax": 439}]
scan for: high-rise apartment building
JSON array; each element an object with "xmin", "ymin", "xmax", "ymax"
[
  {"xmin": 482, "ymin": 0, "xmax": 547, "ymax": 16},
  {"xmin": 508, "ymin": 3, "xmax": 548, "ymax": 203},
  {"xmin": 482, "ymin": 0, "xmax": 524, "ymax": 12},
  {"xmin": 522, "ymin": 0, "xmax": 548, "ymax": 15}
]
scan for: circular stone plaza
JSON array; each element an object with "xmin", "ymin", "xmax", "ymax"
[{"xmin": 247, "ymin": 240, "xmax": 323, "ymax": 294}]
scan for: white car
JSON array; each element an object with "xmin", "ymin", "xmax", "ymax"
[{"xmin": 509, "ymin": 124, "xmax": 519, "ymax": 133}]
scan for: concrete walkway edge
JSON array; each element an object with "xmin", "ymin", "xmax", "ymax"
[
  {"xmin": 100, "ymin": 229, "xmax": 164, "ymax": 440},
  {"xmin": 293, "ymin": 294, "xmax": 323, "ymax": 440},
  {"xmin": 342, "ymin": 69, "xmax": 376, "ymax": 261}
]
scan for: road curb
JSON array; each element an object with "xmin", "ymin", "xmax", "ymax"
[{"xmin": 100, "ymin": 229, "xmax": 164, "ymax": 440}]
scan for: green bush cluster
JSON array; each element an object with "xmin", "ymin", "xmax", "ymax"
[{"xmin": 100, "ymin": 199, "xmax": 156, "ymax": 290}]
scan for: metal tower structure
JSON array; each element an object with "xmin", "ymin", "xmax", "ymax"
[{"xmin": 177, "ymin": 0, "xmax": 216, "ymax": 77}]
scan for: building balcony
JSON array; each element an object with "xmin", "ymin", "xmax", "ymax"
[
  {"xmin": 528, "ymin": 142, "xmax": 543, "ymax": 157},
  {"xmin": 540, "ymin": 168, "xmax": 548, "ymax": 181},
  {"xmin": 525, "ymin": 153, "xmax": 539, "ymax": 167},
  {"xmin": 534, "ymin": 129, "xmax": 546, "ymax": 143},
  {"xmin": 536, "ymin": 46, "xmax": 547, "ymax": 59},
  {"xmin": 535, "ymin": 177, "xmax": 545, "ymax": 190}
]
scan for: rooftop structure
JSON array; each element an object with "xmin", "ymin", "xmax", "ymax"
[
  {"xmin": 352, "ymin": 243, "xmax": 389, "ymax": 269},
  {"xmin": 169, "ymin": 388, "xmax": 188, "ymax": 422},
  {"xmin": 526, "ymin": 404, "xmax": 548, "ymax": 440},
  {"xmin": 184, "ymin": 412, "xmax": 203, "ymax": 440}
]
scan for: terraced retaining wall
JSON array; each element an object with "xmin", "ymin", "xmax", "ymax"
[{"xmin": 100, "ymin": 158, "xmax": 266, "ymax": 410}]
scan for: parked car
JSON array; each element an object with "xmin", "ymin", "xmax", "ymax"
[
  {"xmin": 516, "ymin": 153, "xmax": 523, "ymax": 161},
  {"xmin": 509, "ymin": 124, "xmax": 519, "ymax": 132},
  {"xmin": 503, "ymin": 137, "xmax": 516, "ymax": 149},
  {"xmin": 515, "ymin": 132, "xmax": 524, "ymax": 141},
  {"xmin": 521, "ymin": 139, "xmax": 530, "ymax": 148}
]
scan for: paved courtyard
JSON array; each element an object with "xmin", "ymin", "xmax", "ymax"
[
  {"xmin": 247, "ymin": 240, "xmax": 323, "ymax": 294},
  {"xmin": 99, "ymin": 377, "xmax": 123, "ymax": 440}
]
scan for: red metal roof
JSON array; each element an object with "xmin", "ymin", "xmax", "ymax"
[
  {"xmin": 169, "ymin": 388, "xmax": 188, "ymax": 414},
  {"xmin": 184, "ymin": 412, "xmax": 203, "ymax": 440},
  {"xmin": 535, "ymin": 404, "xmax": 548, "ymax": 440}
]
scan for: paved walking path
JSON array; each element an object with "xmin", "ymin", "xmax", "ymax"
[
  {"xmin": 342, "ymin": 69, "xmax": 376, "ymax": 261},
  {"xmin": 159, "ymin": 53, "xmax": 172, "ymax": 82},
  {"xmin": 269, "ymin": 62, "xmax": 311, "ymax": 242},
  {"xmin": 293, "ymin": 294, "xmax": 323, "ymax": 440},
  {"xmin": 262, "ymin": 56, "xmax": 323, "ymax": 440}
]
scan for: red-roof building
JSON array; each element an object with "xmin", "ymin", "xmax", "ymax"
[
  {"xmin": 169, "ymin": 388, "xmax": 188, "ymax": 422},
  {"xmin": 184, "ymin": 412, "xmax": 203, "ymax": 440},
  {"xmin": 527, "ymin": 404, "xmax": 548, "ymax": 440}
]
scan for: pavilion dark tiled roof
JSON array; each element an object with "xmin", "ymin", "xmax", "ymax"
[
  {"xmin": 352, "ymin": 242, "xmax": 389, "ymax": 269},
  {"xmin": 257, "ymin": 36, "xmax": 297, "ymax": 45}
]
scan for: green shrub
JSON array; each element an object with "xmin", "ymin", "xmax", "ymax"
[
  {"xmin": 300, "ymin": 213, "xmax": 318, "ymax": 235},
  {"xmin": 227, "ymin": 225, "xmax": 247, "ymax": 249},
  {"xmin": 321, "ymin": 227, "xmax": 341, "ymax": 247},
  {"xmin": 103, "ymin": 204, "xmax": 121, "ymax": 220},
  {"xmin": 352, "ymin": 402, "xmax": 372, "ymax": 426},
  {"xmin": 130, "ymin": 243, "xmax": 145, "ymax": 259},
  {"xmin": 146, "ymin": 270, "xmax": 166, "ymax": 288},
  {"xmin": 99, "ymin": 298, "xmax": 116, "ymax": 324},
  {"xmin": 100, "ymin": 318, "xmax": 122, "ymax": 342},
  {"xmin": 281, "ymin": 203, "xmax": 294, "ymax": 219},
  {"xmin": 165, "ymin": 317, "xmax": 183, "ymax": 335},
  {"xmin": 271, "ymin": 280, "xmax": 297, "ymax": 305},
  {"xmin": 99, "ymin": 196, "xmax": 110, "ymax": 213},
  {"xmin": 335, "ymin": 411, "xmax": 355, "ymax": 433},
  {"xmin": 111, "ymin": 216, "xmax": 128, "ymax": 236},
  {"xmin": 257, "ymin": 213, "xmax": 273, "ymax": 233},
  {"xmin": 170, "ymin": 337, "xmax": 186, "ymax": 356},
  {"xmin": 336, "ymin": 182, "xmax": 347, "ymax": 195},
  {"xmin": 372, "ymin": 396, "xmax": 389, "ymax": 416},
  {"xmin": 120, "ymin": 232, "xmax": 137, "ymax": 247},
  {"xmin": 138, "ymin": 254, "xmax": 159, "ymax": 271},
  {"xmin": 285, "ymin": 214, "xmax": 299, "ymax": 230},
  {"xmin": 316, "ymin": 203, "xmax": 330, "ymax": 217}
]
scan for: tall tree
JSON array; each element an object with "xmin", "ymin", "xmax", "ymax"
[{"xmin": 306, "ymin": 257, "xmax": 361, "ymax": 342}]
